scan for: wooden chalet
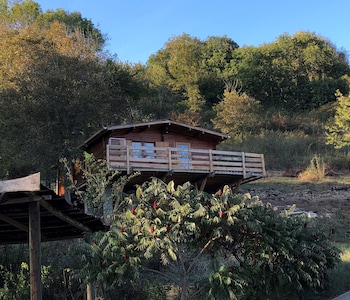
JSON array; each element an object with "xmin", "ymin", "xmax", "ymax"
[{"xmin": 78, "ymin": 120, "xmax": 266, "ymax": 193}]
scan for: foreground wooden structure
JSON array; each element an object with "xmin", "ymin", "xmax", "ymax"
[
  {"xmin": 0, "ymin": 173, "xmax": 105, "ymax": 300},
  {"xmin": 78, "ymin": 120, "xmax": 266, "ymax": 193}
]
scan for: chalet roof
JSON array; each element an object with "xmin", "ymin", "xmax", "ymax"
[
  {"xmin": 0, "ymin": 173, "xmax": 106, "ymax": 244},
  {"xmin": 81, "ymin": 119, "xmax": 229, "ymax": 147}
]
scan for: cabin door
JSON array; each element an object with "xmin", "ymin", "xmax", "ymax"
[{"xmin": 176, "ymin": 143, "xmax": 190, "ymax": 169}]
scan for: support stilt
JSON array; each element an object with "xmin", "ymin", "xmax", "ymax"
[{"xmin": 29, "ymin": 200, "xmax": 42, "ymax": 300}]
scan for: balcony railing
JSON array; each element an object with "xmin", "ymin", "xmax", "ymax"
[{"xmin": 107, "ymin": 145, "xmax": 266, "ymax": 178}]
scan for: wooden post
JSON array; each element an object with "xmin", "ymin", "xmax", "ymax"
[
  {"xmin": 168, "ymin": 147, "xmax": 172, "ymax": 170},
  {"xmin": 29, "ymin": 199, "xmax": 42, "ymax": 300},
  {"xmin": 87, "ymin": 282, "xmax": 96, "ymax": 300},
  {"xmin": 126, "ymin": 145, "xmax": 130, "ymax": 174},
  {"xmin": 241, "ymin": 152, "xmax": 246, "ymax": 178},
  {"xmin": 199, "ymin": 177, "xmax": 208, "ymax": 192},
  {"xmin": 106, "ymin": 144, "xmax": 110, "ymax": 165},
  {"xmin": 261, "ymin": 154, "xmax": 266, "ymax": 176},
  {"xmin": 209, "ymin": 150, "xmax": 213, "ymax": 172}
]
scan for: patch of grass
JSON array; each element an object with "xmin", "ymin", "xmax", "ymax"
[
  {"xmin": 244, "ymin": 173, "xmax": 350, "ymax": 192},
  {"xmin": 298, "ymin": 155, "xmax": 327, "ymax": 182},
  {"xmin": 243, "ymin": 175, "xmax": 302, "ymax": 193},
  {"xmin": 340, "ymin": 245, "xmax": 350, "ymax": 262}
]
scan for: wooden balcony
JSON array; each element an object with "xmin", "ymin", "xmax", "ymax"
[{"xmin": 106, "ymin": 145, "xmax": 266, "ymax": 192}]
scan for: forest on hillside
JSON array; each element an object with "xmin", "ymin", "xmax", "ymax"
[
  {"xmin": 1, "ymin": 2, "xmax": 350, "ymax": 299},
  {"xmin": 1, "ymin": 0, "xmax": 350, "ymax": 182}
]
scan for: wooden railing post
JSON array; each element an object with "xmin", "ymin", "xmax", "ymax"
[
  {"xmin": 168, "ymin": 147, "xmax": 172, "ymax": 170},
  {"xmin": 209, "ymin": 150, "xmax": 213, "ymax": 172},
  {"xmin": 261, "ymin": 154, "xmax": 266, "ymax": 176},
  {"xmin": 126, "ymin": 145, "xmax": 130, "ymax": 174},
  {"xmin": 106, "ymin": 145, "xmax": 110, "ymax": 165},
  {"xmin": 241, "ymin": 152, "xmax": 246, "ymax": 178}
]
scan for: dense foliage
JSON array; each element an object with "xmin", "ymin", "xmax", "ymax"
[
  {"xmin": 0, "ymin": 2, "xmax": 350, "ymax": 296},
  {"xmin": 231, "ymin": 32, "xmax": 349, "ymax": 111},
  {"xmin": 0, "ymin": 1, "xmax": 147, "ymax": 180},
  {"xmin": 213, "ymin": 89, "xmax": 263, "ymax": 142},
  {"xmin": 68, "ymin": 157, "xmax": 340, "ymax": 299},
  {"xmin": 325, "ymin": 89, "xmax": 350, "ymax": 149},
  {"xmin": 1, "ymin": 0, "xmax": 350, "ymax": 180}
]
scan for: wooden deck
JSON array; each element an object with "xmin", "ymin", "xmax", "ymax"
[{"xmin": 107, "ymin": 145, "xmax": 266, "ymax": 191}]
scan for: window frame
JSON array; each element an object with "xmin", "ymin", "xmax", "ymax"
[{"xmin": 131, "ymin": 141, "xmax": 155, "ymax": 158}]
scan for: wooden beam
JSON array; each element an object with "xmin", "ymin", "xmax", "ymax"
[
  {"xmin": 0, "ymin": 173, "xmax": 41, "ymax": 193},
  {"xmin": 29, "ymin": 200, "xmax": 42, "ymax": 300},
  {"xmin": 232, "ymin": 179, "xmax": 243, "ymax": 194},
  {"xmin": 160, "ymin": 170, "xmax": 174, "ymax": 181},
  {"xmin": 0, "ymin": 212, "xmax": 50, "ymax": 241},
  {"xmin": 193, "ymin": 172, "xmax": 215, "ymax": 193},
  {"xmin": 0, "ymin": 195, "xmax": 52, "ymax": 205},
  {"xmin": 199, "ymin": 177, "xmax": 208, "ymax": 192},
  {"xmin": 0, "ymin": 213, "xmax": 28, "ymax": 232},
  {"xmin": 39, "ymin": 200, "xmax": 91, "ymax": 232}
]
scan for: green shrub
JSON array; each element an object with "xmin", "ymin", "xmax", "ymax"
[
  {"xmin": 0, "ymin": 263, "xmax": 30, "ymax": 300},
  {"xmin": 323, "ymin": 152, "xmax": 349, "ymax": 171},
  {"xmin": 219, "ymin": 129, "xmax": 350, "ymax": 172},
  {"xmin": 220, "ymin": 130, "xmax": 319, "ymax": 170}
]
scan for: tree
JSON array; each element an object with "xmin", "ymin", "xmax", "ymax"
[
  {"xmin": 104, "ymin": 60, "xmax": 157, "ymax": 123},
  {"xmin": 0, "ymin": 20, "xmax": 110, "ymax": 180},
  {"xmin": 70, "ymin": 156, "xmax": 341, "ymax": 299},
  {"xmin": 36, "ymin": 8, "xmax": 105, "ymax": 49},
  {"xmin": 147, "ymin": 34, "xmax": 205, "ymax": 121},
  {"xmin": 202, "ymin": 36, "xmax": 238, "ymax": 78},
  {"xmin": 0, "ymin": 1, "xmax": 153, "ymax": 180},
  {"xmin": 212, "ymin": 88, "xmax": 262, "ymax": 142},
  {"xmin": 0, "ymin": 0, "xmax": 105, "ymax": 48},
  {"xmin": 146, "ymin": 34, "xmax": 240, "ymax": 125},
  {"xmin": 200, "ymin": 36, "xmax": 239, "ymax": 106},
  {"xmin": 232, "ymin": 32, "xmax": 350, "ymax": 111},
  {"xmin": 0, "ymin": 0, "xmax": 40, "ymax": 26},
  {"xmin": 325, "ymin": 89, "xmax": 350, "ymax": 149}
]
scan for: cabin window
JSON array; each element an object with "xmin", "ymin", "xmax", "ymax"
[
  {"xmin": 131, "ymin": 141, "xmax": 155, "ymax": 158},
  {"xmin": 131, "ymin": 141, "xmax": 142, "ymax": 158},
  {"xmin": 144, "ymin": 142, "xmax": 155, "ymax": 158},
  {"xmin": 177, "ymin": 143, "xmax": 190, "ymax": 168},
  {"xmin": 109, "ymin": 138, "xmax": 126, "ymax": 146}
]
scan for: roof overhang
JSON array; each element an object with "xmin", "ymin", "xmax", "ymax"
[
  {"xmin": 0, "ymin": 173, "xmax": 106, "ymax": 244},
  {"xmin": 81, "ymin": 119, "xmax": 229, "ymax": 148}
]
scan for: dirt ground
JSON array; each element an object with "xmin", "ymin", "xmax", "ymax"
[{"xmin": 241, "ymin": 171, "xmax": 350, "ymax": 218}]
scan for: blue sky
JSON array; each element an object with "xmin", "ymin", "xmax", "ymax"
[{"xmin": 36, "ymin": 0, "xmax": 350, "ymax": 64}]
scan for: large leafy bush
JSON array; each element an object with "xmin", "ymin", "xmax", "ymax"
[{"xmin": 71, "ymin": 158, "xmax": 340, "ymax": 299}]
